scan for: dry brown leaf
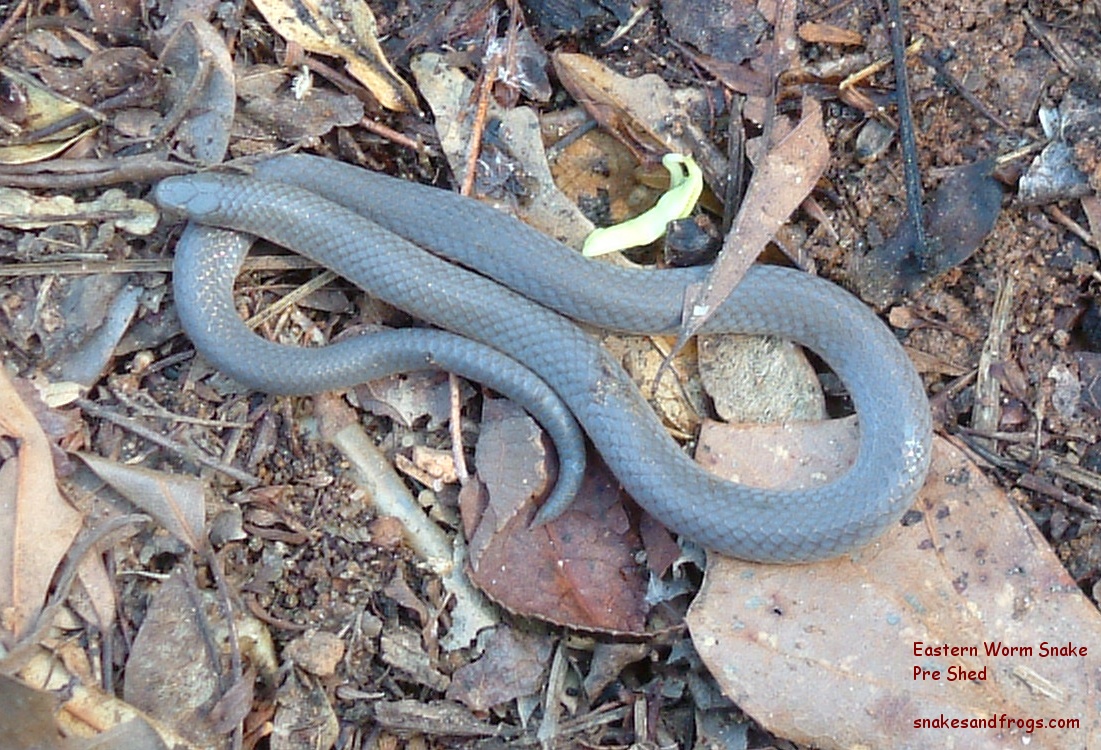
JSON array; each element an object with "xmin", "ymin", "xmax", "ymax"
[
  {"xmin": 465, "ymin": 399, "xmax": 649, "ymax": 634},
  {"xmin": 74, "ymin": 453, "xmax": 205, "ymax": 552},
  {"xmin": 0, "ymin": 369, "xmax": 83, "ymax": 640},
  {"xmin": 445, "ymin": 626, "xmax": 554, "ymax": 712},
  {"xmin": 798, "ymin": 21, "xmax": 863, "ymax": 46},
  {"xmin": 688, "ymin": 437, "xmax": 1101, "ymax": 748},
  {"xmin": 250, "ymin": 0, "xmax": 417, "ymax": 112},
  {"xmin": 159, "ymin": 20, "xmax": 234, "ymax": 165},
  {"xmin": 122, "ymin": 609, "xmax": 212, "ymax": 739},
  {"xmin": 410, "ymin": 52, "xmax": 594, "ymax": 247},
  {"xmin": 0, "ymin": 187, "xmax": 157, "ymax": 234},
  {"xmin": 123, "ymin": 570, "xmax": 234, "ymax": 747},
  {"xmin": 695, "ymin": 415, "xmax": 859, "ymax": 491},
  {"xmin": 680, "ymin": 97, "xmax": 829, "ymax": 342},
  {"xmin": 16, "ymin": 641, "xmax": 190, "ymax": 748},
  {"xmin": 236, "ymin": 64, "xmax": 364, "ymax": 141},
  {"xmin": 553, "ymin": 52, "xmax": 683, "ymax": 160}
]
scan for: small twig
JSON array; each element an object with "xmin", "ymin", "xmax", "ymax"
[
  {"xmin": 108, "ymin": 386, "xmax": 253, "ymax": 429},
  {"xmin": 0, "ymin": 154, "xmax": 192, "ymax": 189},
  {"xmin": 0, "ymin": 254, "xmax": 319, "ymax": 278},
  {"xmin": 448, "ymin": 374, "xmax": 470, "ymax": 487},
  {"xmin": 969, "ymin": 274, "xmax": 1015, "ymax": 450},
  {"xmin": 358, "ymin": 116, "xmax": 425, "ymax": 153},
  {"xmin": 245, "ymin": 269, "xmax": 338, "ymax": 329},
  {"xmin": 0, "ymin": 0, "xmax": 31, "ymax": 48},
  {"xmin": 461, "ymin": 43, "xmax": 499, "ymax": 197},
  {"xmin": 1022, "ymin": 10, "xmax": 1101, "ymax": 90},
  {"xmin": 919, "ymin": 50, "xmax": 1013, "ymax": 132},
  {"xmin": 885, "ymin": 0, "xmax": 931, "ymax": 268},
  {"xmin": 76, "ymin": 397, "xmax": 261, "ymax": 487}
]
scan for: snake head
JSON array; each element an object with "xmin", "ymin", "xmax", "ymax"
[{"xmin": 152, "ymin": 175, "xmax": 226, "ymax": 219}]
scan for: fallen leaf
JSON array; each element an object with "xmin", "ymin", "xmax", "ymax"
[
  {"xmin": 465, "ymin": 399, "xmax": 650, "ymax": 634},
  {"xmin": 236, "ymin": 64, "xmax": 364, "ymax": 141},
  {"xmin": 0, "ymin": 673, "xmax": 65, "ymax": 749},
  {"xmin": 123, "ymin": 569, "xmax": 275, "ymax": 747},
  {"xmin": 553, "ymin": 52, "xmax": 706, "ymax": 162},
  {"xmin": 353, "ymin": 370, "xmax": 458, "ymax": 431},
  {"xmin": 250, "ymin": 0, "xmax": 417, "ymax": 112},
  {"xmin": 0, "ymin": 369, "xmax": 83, "ymax": 640},
  {"xmin": 445, "ymin": 626, "xmax": 554, "ymax": 711},
  {"xmin": 74, "ymin": 452, "xmax": 205, "ymax": 552},
  {"xmin": 688, "ymin": 438, "xmax": 1101, "ymax": 749},
  {"xmin": 679, "ymin": 98, "xmax": 829, "ymax": 342},
  {"xmin": 16, "ymin": 645, "xmax": 188, "ymax": 748},
  {"xmin": 0, "ymin": 186, "xmax": 157, "ymax": 232},
  {"xmin": 158, "ymin": 20, "xmax": 235, "ymax": 165},
  {"xmin": 380, "ymin": 626, "xmax": 450, "ymax": 692},
  {"xmin": 854, "ymin": 159, "xmax": 1004, "ymax": 306},
  {"xmin": 410, "ymin": 52, "xmax": 593, "ymax": 247},
  {"xmin": 695, "ymin": 415, "xmax": 859, "ymax": 492}
]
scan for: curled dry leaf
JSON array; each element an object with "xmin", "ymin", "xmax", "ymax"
[
  {"xmin": 251, "ymin": 0, "xmax": 417, "ymax": 112},
  {"xmin": 0, "ymin": 369, "xmax": 83, "ymax": 641},
  {"xmin": 410, "ymin": 52, "xmax": 593, "ymax": 247},
  {"xmin": 551, "ymin": 51, "xmax": 726, "ymax": 183},
  {"xmin": 688, "ymin": 438, "xmax": 1101, "ymax": 749}
]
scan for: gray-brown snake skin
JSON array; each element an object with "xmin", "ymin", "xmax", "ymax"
[{"xmin": 154, "ymin": 154, "xmax": 932, "ymax": 562}]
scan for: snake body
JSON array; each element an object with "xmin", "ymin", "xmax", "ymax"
[{"xmin": 154, "ymin": 154, "xmax": 931, "ymax": 563}]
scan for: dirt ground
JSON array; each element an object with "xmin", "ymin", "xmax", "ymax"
[{"xmin": 0, "ymin": 0, "xmax": 1099, "ymax": 748}]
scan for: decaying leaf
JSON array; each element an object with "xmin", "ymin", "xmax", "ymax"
[
  {"xmin": 270, "ymin": 670, "xmax": 339, "ymax": 750},
  {"xmin": 251, "ymin": 0, "xmax": 417, "ymax": 112},
  {"xmin": 410, "ymin": 52, "xmax": 593, "ymax": 247},
  {"xmin": 688, "ymin": 438, "xmax": 1101, "ymax": 749},
  {"xmin": 552, "ymin": 51, "xmax": 726, "ymax": 181},
  {"xmin": 445, "ymin": 626, "xmax": 553, "ymax": 712},
  {"xmin": 0, "ymin": 369, "xmax": 83, "ymax": 641},
  {"xmin": 464, "ymin": 399, "xmax": 650, "ymax": 634},
  {"xmin": 123, "ymin": 569, "xmax": 277, "ymax": 747},
  {"xmin": 236, "ymin": 64, "xmax": 364, "ymax": 141},
  {"xmin": 0, "ymin": 673, "xmax": 64, "ymax": 749},
  {"xmin": 854, "ymin": 159, "xmax": 1004, "ymax": 306}
]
